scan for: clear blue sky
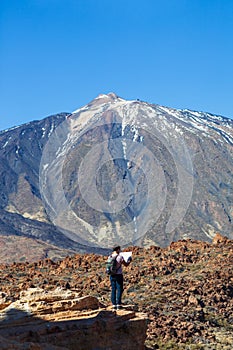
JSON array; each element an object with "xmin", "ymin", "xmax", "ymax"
[{"xmin": 1, "ymin": 0, "xmax": 233, "ymax": 131}]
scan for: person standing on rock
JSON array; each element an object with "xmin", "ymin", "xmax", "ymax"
[{"xmin": 107, "ymin": 246, "xmax": 132, "ymax": 310}]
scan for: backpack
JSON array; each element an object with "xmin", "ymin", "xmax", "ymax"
[{"xmin": 106, "ymin": 254, "xmax": 119, "ymax": 275}]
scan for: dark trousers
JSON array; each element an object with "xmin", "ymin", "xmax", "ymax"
[{"xmin": 110, "ymin": 274, "xmax": 124, "ymax": 305}]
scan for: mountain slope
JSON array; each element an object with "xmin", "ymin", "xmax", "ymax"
[
  {"xmin": 0, "ymin": 93, "xmax": 232, "ymax": 255},
  {"xmin": 0, "ymin": 113, "xmax": 107, "ymax": 256},
  {"xmin": 40, "ymin": 93, "xmax": 233, "ymax": 248}
]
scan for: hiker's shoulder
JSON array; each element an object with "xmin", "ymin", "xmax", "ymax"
[{"xmin": 116, "ymin": 254, "xmax": 124, "ymax": 262}]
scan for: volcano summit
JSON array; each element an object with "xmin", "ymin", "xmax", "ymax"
[{"xmin": 0, "ymin": 93, "xmax": 232, "ymax": 255}]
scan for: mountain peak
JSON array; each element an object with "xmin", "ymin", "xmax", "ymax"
[
  {"xmin": 93, "ymin": 92, "xmax": 125, "ymax": 104},
  {"xmin": 72, "ymin": 92, "xmax": 124, "ymax": 114},
  {"xmin": 95, "ymin": 92, "xmax": 120, "ymax": 100}
]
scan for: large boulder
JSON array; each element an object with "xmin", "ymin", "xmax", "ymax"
[{"xmin": 0, "ymin": 288, "xmax": 147, "ymax": 350}]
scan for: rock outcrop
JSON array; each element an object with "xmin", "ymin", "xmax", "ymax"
[{"xmin": 0, "ymin": 288, "xmax": 147, "ymax": 350}]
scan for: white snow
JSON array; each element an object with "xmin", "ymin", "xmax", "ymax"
[
  {"xmin": 218, "ymin": 130, "xmax": 233, "ymax": 144},
  {"xmin": 133, "ymin": 216, "xmax": 138, "ymax": 237},
  {"xmin": 3, "ymin": 125, "xmax": 20, "ymax": 133},
  {"xmin": 41, "ymin": 127, "xmax": 46, "ymax": 138},
  {"xmin": 95, "ymin": 94, "xmax": 109, "ymax": 99},
  {"xmin": 156, "ymin": 106, "xmax": 233, "ymax": 143},
  {"xmin": 3, "ymin": 140, "xmax": 9, "ymax": 148},
  {"xmin": 122, "ymin": 139, "xmax": 127, "ymax": 160},
  {"xmin": 47, "ymin": 123, "xmax": 55, "ymax": 138},
  {"xmin": 72, "ymin": 105, "xmax": 89, "ymax": 114},
  {"xmin": 131, "ymin": 125, "xmax": 139, "ymax": 142}
]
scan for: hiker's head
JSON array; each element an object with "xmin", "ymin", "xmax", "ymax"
[{"xmin": 113, "ymin": 246, "xmax": 121, "ymax": 254}]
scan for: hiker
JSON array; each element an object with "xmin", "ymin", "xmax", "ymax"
[{"xmin": 108, "ymin": 245, "xmax": 132, "ymax": 310}]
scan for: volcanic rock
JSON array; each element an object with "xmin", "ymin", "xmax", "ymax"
[{"xmin": 0, "ymin": 288, "xmax": 147, "ymax": 350}]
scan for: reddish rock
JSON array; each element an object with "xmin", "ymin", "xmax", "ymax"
[{"xmin": 212, "ymin": 232, "xmax": 229, "ymax": 244}]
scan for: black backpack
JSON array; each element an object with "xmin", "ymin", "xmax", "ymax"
[{"xmin": 106, "ymin": 254, "xmax": 119, "ymax": 275}]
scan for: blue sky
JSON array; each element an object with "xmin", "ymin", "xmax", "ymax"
[{"xmin": 1, "ymin": 0, "xmax": 233, "ymax": 131}]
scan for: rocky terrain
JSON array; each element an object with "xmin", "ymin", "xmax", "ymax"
[
  {"xmin": 0, "ymin": 93, "xmax": 232, "ymax": 253},
  {"xmin": 0, "ymin": 233, "xmax": 232, "ymax": 349}
]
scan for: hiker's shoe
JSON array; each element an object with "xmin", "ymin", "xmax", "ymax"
[
  {"xmin": 116, "ymin": 305, "xmax": 122, "ymax": 310},
  {"xmin": 112, "ymin": 305, "xmax": 117, "ymax": 310}
]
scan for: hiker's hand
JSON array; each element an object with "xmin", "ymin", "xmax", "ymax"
[{"xmin": 127, "ymin": 256, "xmax": 132, "ymax": 263}]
